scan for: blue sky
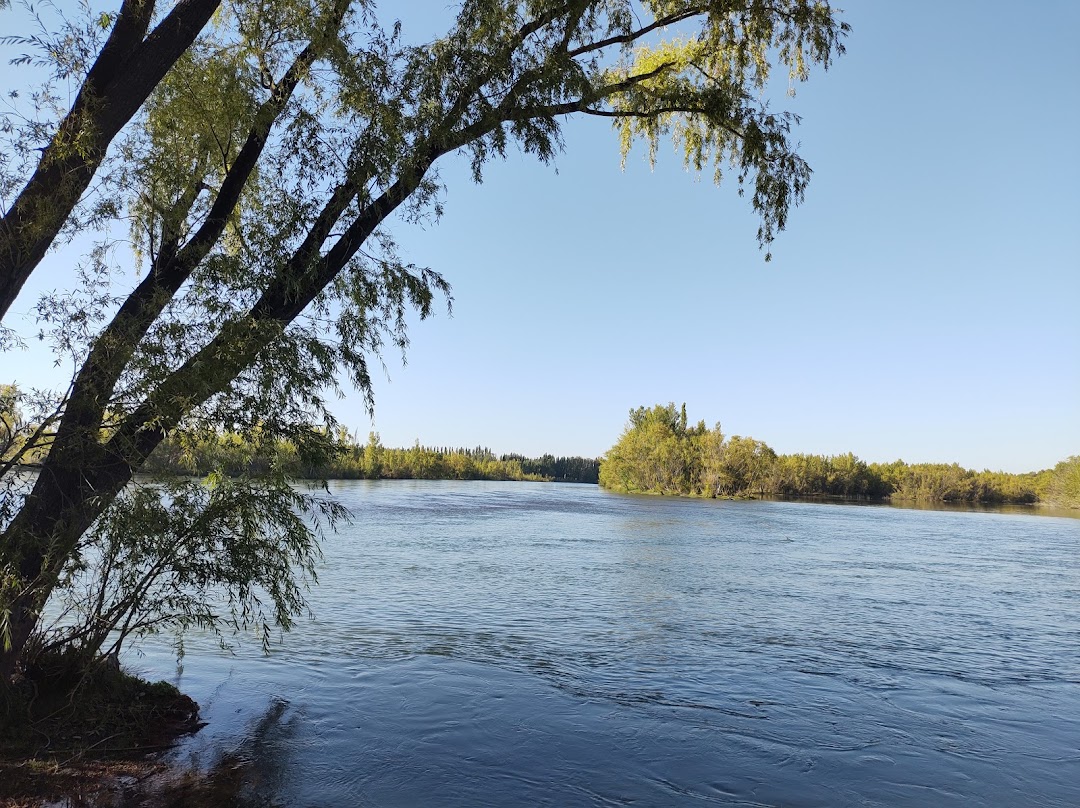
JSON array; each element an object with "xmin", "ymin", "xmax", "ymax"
[{"xmin": 2, "ymin": 1, "xmax": 1078, "ymax": 472}]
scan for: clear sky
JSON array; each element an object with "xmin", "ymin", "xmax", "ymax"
[{"xmin": 2, "ymin": 1, "xmax": 1078, "ymax": 472}]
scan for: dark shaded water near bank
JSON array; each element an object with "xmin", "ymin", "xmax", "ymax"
[{"xmin": 129, "ymin": 480, "xmax": 1080, "ymax": 806}]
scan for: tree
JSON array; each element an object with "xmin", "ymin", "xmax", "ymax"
[
  {"xmin": 0, "ymin": 385, "xmax": 20, "ymax": 463},
  {"xmin": 362, "ymin": 431, "xmax": 384, "ymax": 479},
  {"xmin": 714, "ymin": 434, "xmax": 776, "ymax": 495},
  {"xmin": 1044, "ymin": 456, "xmax": 1080, "ymax": 509},
  {"xmin": 0, "ymin": 0, "xmax": 848, "ymax": 683},
  {"xmin": 691, "ymin": 421, "xmax": 726, "ymax": 497}
]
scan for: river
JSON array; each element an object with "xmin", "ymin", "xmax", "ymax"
[{"xmin": 128, "ymin": 480, "xmax": 1080, "ymax": 806}]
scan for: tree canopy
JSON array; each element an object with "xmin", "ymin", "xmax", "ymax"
[{"xmin": 0, "ymin": 1, "xmax": 848, "ymax": 683}]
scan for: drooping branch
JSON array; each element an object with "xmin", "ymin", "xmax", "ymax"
[
  {"xmin": 104, "ymin": 163, "xmax": 435, "ymax": 475},
  {"xmin": 0, "ymin": 381, "xmax": 72, "ymax": 479}
]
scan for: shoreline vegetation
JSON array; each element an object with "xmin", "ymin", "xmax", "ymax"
[
  {"xmin": 133, "ymin": 416, "xmax": 1080, "ymax": 511},
  {"xmin": 599, "ymin": 404, "xmax": 1080, "ymax": 511},
  {"xmin": 139, "ymin": 430, "xmax": 601, "ymax": 484}
]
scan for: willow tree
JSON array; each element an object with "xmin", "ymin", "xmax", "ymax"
[{"xmin": 0, "ymin": 0, "xmax": 848, "ymax": 683}]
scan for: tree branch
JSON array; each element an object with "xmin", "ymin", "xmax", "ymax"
[
  {"xmin": 565, "ymin": 7, "xmax": 707, "ymax": 59},
  {"xmin": 0, "ymin": 0, "xmax": 222, "ymax": 321}
]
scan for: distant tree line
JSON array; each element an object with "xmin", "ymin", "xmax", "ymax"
[
  {"xmin": 139, "ymin": 428, "xmax": 600, "ymax": 484},
  {"xmin": 501, "ymin": 453, "xmax": 601, "ymax": 484},
  {"xmin": 599, "ymin": 404, "xmax": 1080, "ymax": 509}
]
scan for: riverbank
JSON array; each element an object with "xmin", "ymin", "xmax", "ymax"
[
  {"xmin": 600, "ymin": 405, "xmax": 1080, "ymax": 509},
  {"xmin": 0, "ymin": 663, "xmax": 202, "ymax": 807}
]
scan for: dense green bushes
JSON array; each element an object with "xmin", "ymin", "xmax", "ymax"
[{"xmin": 600, "ymin": 404, "xmax": 1076, "ymax": 507}]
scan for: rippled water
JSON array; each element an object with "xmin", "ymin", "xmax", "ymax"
[{"xmin": 130, "ymin": 480, "xmax": 1080, "ymax": 807}]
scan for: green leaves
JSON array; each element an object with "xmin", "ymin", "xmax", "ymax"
[
  {"xmin": 80, "ymin": 1, "xmax": 847, "ymax": 461},
  {"xmin": 1044, "ymin": 456, "xmax": 1080, "ymax": 509}
]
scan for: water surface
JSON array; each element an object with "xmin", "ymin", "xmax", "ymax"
[{"xmin": 131, "ymin": 480, "xmax": 1080, "ymax": 806}]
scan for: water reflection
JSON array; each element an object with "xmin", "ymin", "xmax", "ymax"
[
  {"xmin": 759, "ymin": 493, "xmax": 1080, "ymax": 520},
  {"xmin": 120, "ymin": 698, "xmax": 296, "ymax": 807}
]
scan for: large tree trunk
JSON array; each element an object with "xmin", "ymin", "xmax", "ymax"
[{"xmin": 0, "ymin": 438, "xmax": 142, "ymax": 680}]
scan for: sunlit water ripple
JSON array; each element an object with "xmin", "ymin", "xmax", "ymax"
[{"xmin": 128, "ymin": 480, "xmax": 1080, "ymax": 806}]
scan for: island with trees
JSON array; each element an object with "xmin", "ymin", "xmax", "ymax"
[{"xmin": 599, "ymin": 403, "xmax": 1080, "ymax": 509}]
